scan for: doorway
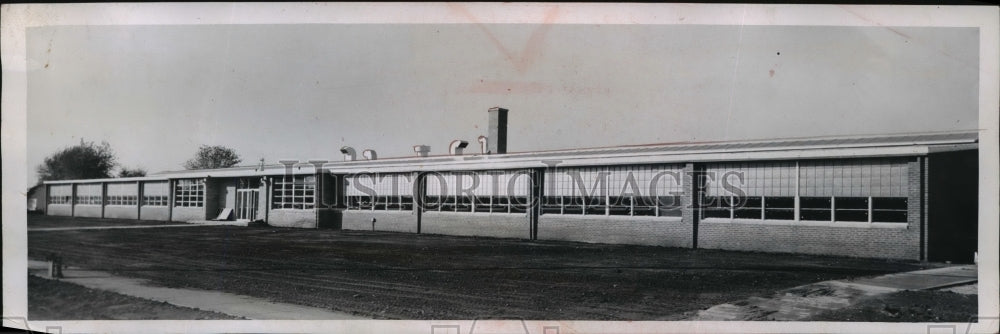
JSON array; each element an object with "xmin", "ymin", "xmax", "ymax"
[{"xmin": 236, "ymin": 180, "xmax": 259, "ymax": 221}]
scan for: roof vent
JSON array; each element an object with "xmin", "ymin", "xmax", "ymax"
[
  {"xmin": 449, "ymin": 140, "xmax": 469, "ymax": 155},
  {"xmin": 362, "ymin": 149, "xmax": 378, "ymax": 160},
  {"xmin": 477, "ymin": 136, "xmax": 488, "ymax": 154},
  {"xmin": 339, "ymin": 146, "xmax": 356, "ymax": 161},
  {"xmin": 413, "ymin": 145, "xmax": 430, "ymax": 157}
]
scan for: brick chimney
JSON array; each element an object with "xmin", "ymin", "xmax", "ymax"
[{"xmin": 487, "ymin": 107, "xmax": 508, "ymax": 154}]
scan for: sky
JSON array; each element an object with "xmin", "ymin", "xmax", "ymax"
[{"xmin": 26, "ymin": 24, "xmax": 979, "ymax": 184}]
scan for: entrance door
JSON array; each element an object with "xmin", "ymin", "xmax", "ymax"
[{"xmin": 236, "ymin": 188, "xmax": 259, "ymax": 221}]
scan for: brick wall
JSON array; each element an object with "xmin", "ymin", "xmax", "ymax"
[
  {"xmin": 73, "ymin": 205, "xmax": 102, "ymax": 218},
  {"xmin": 104, "ymin": 206, "xmax": 138, "ymax": 219},
  {"xmin": 682, "ymin": 163, "xmax": 696, "ymax": 248},
  {"xmin": 140, "ymin": 206, "xmax": 170, "ymax": 221},
  {"xmin": 422, "ymin": 211, "xmax": 530, "ymax": 239},
  {"xmin": 268, "ymin": 209, "xmax": 317, "ymax": 228},
  {"xmin": 48, "ymin": 204, "xmax": 72, "ymax": 216},
  {"xmin": 697, "ymin": 221, "xmax": 919, "ymax": 259},
  {"xmin": 343, "ymin": 210, "xmax": 418, "ymax": 232},
  {"xmin": 171, "ymin": 206, "xmax": 206, "ymax": 222},
  {"xmin": 911, "ymin": 158, "xmax": 926, "ymax": 261},
  {"xmin": 538, "ymin": 215, "xmax": 689, "ymax": 247}
]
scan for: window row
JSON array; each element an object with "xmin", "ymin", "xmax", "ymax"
[
  {"xmin": 423, "ymin": 195, "xmax": 531, "ymax": 213},
  {"xmin": 701, "ymin": 196, "xmax": 908, "ymax": 223},
  {"xmin": 75, "ymin": 195, "xmax": 102, "ymax": 205},
  {"xmin": 346, "ymin": 196, "xmax": 415, "ymax": 211},
  {"xmin": 144, "ymin": 195, "xmax": 169, "ymax": 206},
  {"xmin": 49, "ymin": 195, "xmax": 72, "ymax": 204},
  {"xmin": 272, "ymin": 175, "xmax": 316, "ymax": 210},
  {"xmin": 106, "ymin": 195, "xmax": 138, "ymax": 206},
  {"xmin": 50, "ymin": 194, "xmax": 170, "ymax": 206},
  {"xmin": 541, "ymin": 195, "xmax": 683, "ymax": 217}
]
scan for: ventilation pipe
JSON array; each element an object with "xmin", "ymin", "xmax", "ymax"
[
  {"xmin": 449, "ymin": 140, "xmax": 469, "ymax": 155},
  {"xmin": 487, "ymin": 107, "xmax": 508, "ymax": 154},
  {"xmin": 413, "ymin": 145, "xmax": 430, "ymax": 157},
  {"xmin": 340, "ymin": 146, "xmax": 356, "ymax": 161},
  {"xmin": 362, "ymin": 149, "xmax": 378, "ymax": 160},
  {"xmin": 477, "ymin": 136, "xmax": 488, "ymax": 155}
]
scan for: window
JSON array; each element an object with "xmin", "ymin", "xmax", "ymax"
[
  {"xmin": 629, "ymin": 196, "xmax": 656, "ymax": 216},
  {"xmin": 701, "ymin": 196, "xmax": 731, "ymax": 218},
  {"xmin": 106, "ymin": 183, "xmax": 138, "ymax": 206},
  {"xmin": 455, "ymin": 195, "xmax": 473, "ymax": 212},
  {"xmin": 272, "ymin": 175, "xmax": 315, "ymax": 210},
  {"xmin": 49, "ymin": 195, "xmax": 71, "ymax": 204},
  {"xmin": 562, "ymin": 196, "xmax": 584, "ymax": 214},
  {"xmin": 49, "ymin": 185, "xmax": 72, "ymax": 204},
  {"xmin": 75, "ymin": 184, "xmax": 102, "ymax": 205},
  {"xmin": 475, "ymin": 195, "xmax": 493, "ymax": 213},
  {"xmin": 420, "ymin": 195, "xmax": 441, "ymax": 211},
  {"xmin": 509, "ymin": 196, "xmax": 529, "ymax": 214},
  {"xmin": 542, "ymin": 196, "xmax": 562, "ymax": 214},
  {"xmin": 872, "ymin": 197, "xmax": 907, "ymax": 223},
  {"xmin": 732, "ymin": 196, "xmax": 762, "ymax": 219},
  {"xmin": 345, "ymin": 173, "xmax": 415, "ymax": 211},
  {"xmin": 583, "ymin": 196, "xmax": 606, "ymax": 215},
  {"xmin": 799, "ymin": 197, "xmax": 831, "ymax": 221},
  {"xmin": 764, "ymin": 197, "xmax": 795, "ymax": 220},
  {"xmin": 143, "ymin": 182, "xmax": 169, "ymax": 206},
  {"xmin": 174, "ymin": 179, "xmax": 205, "ymax": 207},
  {"xmin": 608, "ymin": 196, "xmax": 633, "ymax": 216},
  {"xmin": 834, "ymin": 197, "xmax": 868, "ymax": 222}
]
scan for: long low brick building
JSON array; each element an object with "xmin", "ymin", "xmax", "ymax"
[{"xmin": 41, "ymin": 108, "xmax": 979, "ymax": 263}]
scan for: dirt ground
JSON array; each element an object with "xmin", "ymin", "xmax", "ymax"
[
  {"xmin": 806, "ymin": 289, "xmax": 978, "ymax": 322},
  {"xmin": 28, "ymin": 275, "xmax": 241, "ymax": 320},
  {"xmin": 27, "ymin": 215, "xmax": 931, "ymax": 320}
]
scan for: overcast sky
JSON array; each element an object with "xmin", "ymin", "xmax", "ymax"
[{"xmin": 26, "ymin": 24, "xmax": 978, "ymax": 183}]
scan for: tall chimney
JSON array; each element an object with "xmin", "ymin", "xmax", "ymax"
[{"xmin": 487, "ymin": 107, "xmax": 508, "ymax": 154}]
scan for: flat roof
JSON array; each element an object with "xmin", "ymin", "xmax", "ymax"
[{"xmin": 43, "ymin": 131, "xmax": 979, "ymax": 184}]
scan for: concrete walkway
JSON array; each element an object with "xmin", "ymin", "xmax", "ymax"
[
  {"xmin": 28, "ymin": 224, "xmax": 212, "ymax": 232},
  {"xmin": 28, "ymin": 220, "xmax": 251, "ymax": 232},
  {"xmin": 28, "ymin": 260, "xmax": 367, "ymax": 320},
  {"xmin": 689, "ymin": 265, "xmax": 977, "ymax": 321},
  {"xmin": 187, "ymin": 220, "xmax": 250, "ymax": 227}
]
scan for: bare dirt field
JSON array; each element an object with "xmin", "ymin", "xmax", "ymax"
[
  {"xmin": 27, "ymin": 215, "xmax": 931, "ymax": 320},
  {"xmin": 28, "ymin": 275, "xmax": 241, "ymax": 320}
]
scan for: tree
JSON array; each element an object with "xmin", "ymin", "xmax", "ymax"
[
  {"xmin": 37, "ymin": 140, "xmax": 118, "ymax": 181},
  {"xmin": 184, "ymin": 145, "xmax": 242, "ymax": 170},
  {"xmin": 118, "ymin": 166, "xmax": 147, "ymax": 177}
]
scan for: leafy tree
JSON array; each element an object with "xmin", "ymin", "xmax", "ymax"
[
  {"xmin": 37, "ymin": 140, "xmax": 118, "ymax": 181},
  {"xmin": 184, "ymin": 145, "xmax": 242, "ymax": 170},
  {"xmin": 118, "ymin": 166, "xmax": 147, "ymax": 177}
]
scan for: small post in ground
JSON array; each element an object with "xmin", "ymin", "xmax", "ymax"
[{"xmin": 47, "ymin": 253, "xmax": 64, "ymax": 278}]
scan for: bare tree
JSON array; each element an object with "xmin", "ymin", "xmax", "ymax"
[
  {"xmin": 37, "ymin": 140, "xmax": 118, "ymax": 181},
  {"xmin": 184, "ymin": 145, "xmax": 242, "ymax": 170}
]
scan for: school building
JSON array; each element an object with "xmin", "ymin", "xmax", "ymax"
[{"xmin": 40, "ymin": 108, "xmax": 980, "ymax": 263}]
